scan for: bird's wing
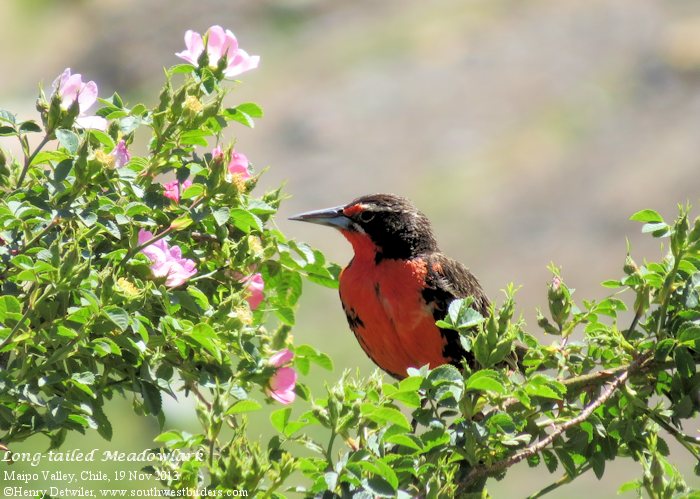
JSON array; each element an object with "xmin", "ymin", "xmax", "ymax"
[
  {"xmin": 422, "ymin": 252, "xmax": 490, "ymax": 318},
  {"xmin": 419, "ymin": 252, "xmax": 490, "ymax": 369}
]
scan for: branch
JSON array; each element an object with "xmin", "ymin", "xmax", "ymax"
[
  {"xmin": 461, "ymin": 352, "xmax": 652, "ymax": 488},
  {"xmin": 16, "ymin": 133, "xmax": 51, "ymax": 189}
]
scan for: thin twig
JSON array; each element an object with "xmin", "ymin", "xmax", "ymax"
[
  {"xmin": 11, "ymin": 217, "xmax": 60, "ymax": 259},
  {"xmin": 460, "ymin": 352, "xmax": 652, "ymax": 488},
  {"xmin": 644, "ymin": 408, "xmax": 700, "ymax": 461},
  {"xmin": 527, "ymin": 463, "xmax": 592, "ymax": 499},
  {"xmin": 16, "ymin": 134, "xmax": 51, "ymax": 189},
  {"xmin": 188, "ymin": 384, "xmax": 213, "ymax": 411}
]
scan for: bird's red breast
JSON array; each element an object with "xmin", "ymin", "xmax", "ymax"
[{"xmin": 338, "ymin": 229, "xmax": 451, "ymax": 378}]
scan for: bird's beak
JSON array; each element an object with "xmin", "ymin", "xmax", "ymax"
[{"xmin": 289, "ymin": 205, "xmax": 351, "ymax": 230}]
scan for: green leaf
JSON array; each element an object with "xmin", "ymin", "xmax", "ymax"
[
  {"xmin": 525, "ymin": 375, "xmax": 566, "ymax": 400},
  {"xmin": 679, "ymin": 324, "xmax": 700, "ymax": 347},
  {"xmin": 363, "ymin": 406, "xmax": 411, "ymax": 430},
  {"xmin": 270, "ymin": 407, "xmax": 291, "ymax": 433},
  {"xmin": 0, "ymin": 295, "xmax": 22, "ymax": 323},
  {"xmin": 168, "ymin": 64, "xmax": 196, "ymax": 75},
  {"xmin": 427, "ymin": 364, "xmax": 463, "ymax": 384},
  {"xmin": 180, "ymin": 129, "xmax": 209, "ymax": 146},
  {"xmin": 71, "ymin": 372, "xmax": 96, "ymax": 385},
  {"xmin": 226, "ymin": 399, "xmax": 262, "ymax": 415},
  {"xmin": 224, "ymin": 107, "xmax": 254, "ymax": 128},
  {"xmin": 154, "ymin": 430, "xmax": 183, "ymax": 444},
  {"xmin": 618, "ymin": 480, "xmax": 641, "ymax": 493},
  {"xmin": 56, "ymin": 129, "xmax": 80, "ymax": 154},
  {"xmin": 390, "ymin": 390, "xmax": 421, "ymax": 408},
  {"xmin": 313, "ymin": 352, "xmax": 333, "ymax": 371},
  {"xmin": 231, "ymin": 209, "xmax": 262, "ymax": 233},
  {"xmin": 555, "ymin": 448, "xmax": 576, "ymax": 477},
  {"xmin": 236, "ymin": 102, "xmax": 264, "ymax": 118},
  {"xmin": 655, "ymin": 338, "xmax": 676, "ymax": 361},
  {"xmin": 466, "ymin": 370, "xmax": 505, "ymax": 394},
  {"xmin": 363, "ymin": 477, "xmax": 395, "ymax": 498},
  {"xmin": 274, "ymin": 307, "xmax": 295, "ymax": 326},
  {"xmin": 188, "ymin": 323, "xmax": 222, "ymax": 362},
  {"xmin": 89, "ymin": 129, "xmax": 115, "ymax": 148},
  {"xmin": 119, "ymin": 116, "xmax": 142, "ymax": 134},
  {"xmin": 103, "ymin": 306, "xmax": 130, "ymax": 332},
  {"xmin": 0, "ymin": 109, "xmax": 16, "ymax": 124},
  {"xmin": 181, "ymin": 183, "xmax": 204, "ymax": 200},
  {"xmin": 212, "ymin": 207, "xmax": 230, "ymax": 226},
  {"xmin": 385, "ymin": 434, "xmax": 422, "ymax": 451},
  {"xmin": 642, "ymin": 222, "xmax": 670, "ymax": 237},
  {"xmin": 674, "ymin": 347, "xmax": 695, "ymax": 378},
  {"xmin": 19, "ymin": 121, "xmax": 42, "ymax": 133},
  {"xmin": 630, "ymin": 209, "xmax": 664, "ymax": 223},
  {"xmin": 591, "ymin": 452, "xmax": 605, "ymax": 479},
  {"xmin": 54, "ymin": 159, "xmax": 73, "ymax": 182},
  {"xmin": 91, "ymin": 337, "xmax": 122, "ymax": 356},
  {"xmin": 141, "ymin": 382, "xmax": 162, "ymax": 415},
  {"xmin": 170, "ymin": 214, "xmax": 193, "ymax": 231},
  {"xmin": 542, "ymin": 449, "xmax": 558, "ymax": 473}
]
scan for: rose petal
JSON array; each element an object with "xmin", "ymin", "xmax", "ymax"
[
  {"xmin": 268, "ymin": 387, "xmax": 296, "ymax": 405},
  {"xmin": 176, "ymin": 30, "xmax": 204, "ymax": 65},
  {"xmin": 112, "ymin": 140, "xmax": 130, "ymax": 168},
  {"xmin": 52, "ymin": 68, "xmax": 71, "ymax": 96},
  {"xmin": 206, "ymin": 25, "xmax": 227, "ymax": 65},
  {"xmin": 269, "ymin": 349, "xmax": 294, "ymax": 367},
  {"xmin": 223, "ymin": 50, "xmax": 260, "ymax": 78},
  {"xmin": 75, "ymin": 115, "xmax": 108, "ymax": 131},
  {"xmin": 77, "ymin": 80, "xmax": 98, "ymax": 113},
  {"xmin": 223, "ymin": 29, "xmax": 239, "ymax": 60},
  {"xmin": 267, "ymin": 366, "xmax": 297, "ymax": 404},
  {"xmin": 242, "ymin": 273, "xmax": 264, "ymax": 310},
  {"xmin": 59, "ymin": 73, "xmax": 84, "ymax": 109},
  {"xmin": 138, "ymin": 229, "xmax": 154, "ymax": 246},
  {"xmin": 227, "ymin": 151, "xmax": 251, "ymax": 179}
]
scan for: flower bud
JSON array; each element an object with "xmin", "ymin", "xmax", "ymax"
[
  {"xmin": 623, "ymin": 254, "xmax": 639, "ymax": 275},
  {"xmin": 311, "ymin": 404, "xmax": 331, "ymax": 427},
  {"xmin": 547, "ymin": 276, "xmax": 571, "ymax": 329}
]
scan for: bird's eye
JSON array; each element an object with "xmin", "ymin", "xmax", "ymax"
[{"xmin": 358, "ymin": 211, "xmax": 375, "ymax": 223}]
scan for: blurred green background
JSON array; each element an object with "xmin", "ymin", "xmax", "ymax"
[{"xmin": 2, "ymin": 0, "xmax": 700, "ymax": 496}]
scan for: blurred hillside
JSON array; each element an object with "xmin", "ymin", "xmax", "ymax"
[{"xmin": 1, "ymin": 0, "xmax": 700, "ymax": 496}]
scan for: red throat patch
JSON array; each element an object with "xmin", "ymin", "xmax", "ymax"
[{"xmin": 339, "ymin": 229, "xmax": 377, "ymax": 262}]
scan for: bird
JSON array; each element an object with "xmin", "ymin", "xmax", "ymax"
[{"xmin": 289, "ymin": 193, "xmax": 490, "ymax": 379}]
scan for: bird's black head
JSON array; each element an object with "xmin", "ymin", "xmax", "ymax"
[{"xmin": 290, "ymin": 193, "xmax": 439, "ymax": 261}]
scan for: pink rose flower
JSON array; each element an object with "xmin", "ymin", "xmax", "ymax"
[
  {"xmin": 51, "ymin": 68, "xmax": 107, "ymax": 130},
  {"xmin": 163, "ymin": 179, "xmax": 193, "ymax": 203},
  {"xmin": 138, "ymin": 229, "xmax": 197, "ymax": 288},
  {"xmin": 228, "ymin": 151, "xmax": 251, "ymax": 180},
  {"xmin": 112, "ymin": 140, "xmax": 130, "ymax": 168},
  {"xmin": 175, "ymin": 25, "xmax": 260, "ymax": 79},
  {"xmin": 266, "ymin": 349, "xmax": 297, "ymax": 404},
  {"xmin": 241, "ymin": 273, "xmax": 264, "ymax": 310}
]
